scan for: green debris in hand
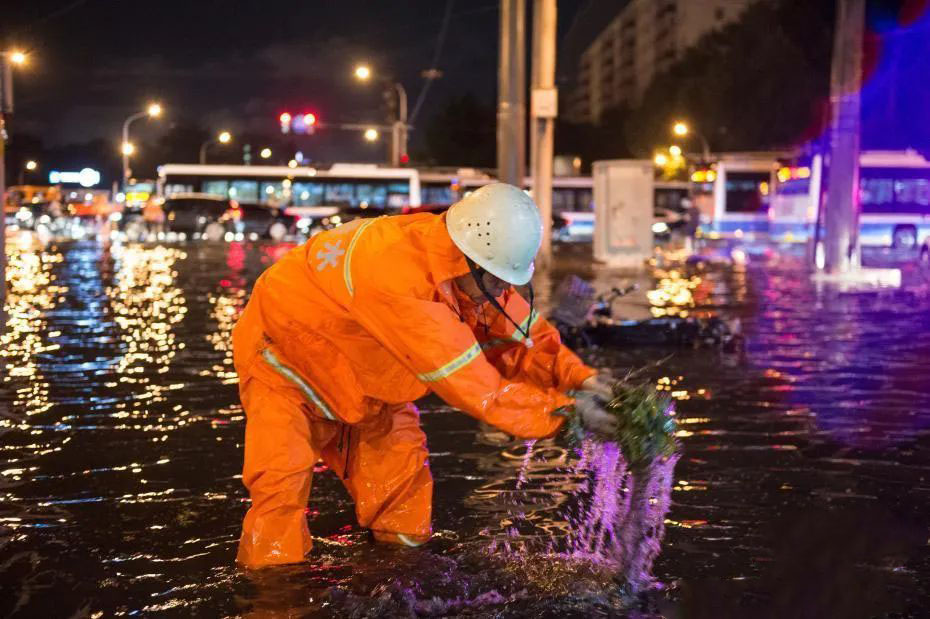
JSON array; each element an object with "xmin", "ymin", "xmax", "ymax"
[{"xmin": 564, "ymin": 379, "xmax": 679, "ymax": 469}]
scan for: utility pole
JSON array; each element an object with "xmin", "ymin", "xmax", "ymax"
[
  {"xmin": 822, "ymin": 0, "xmax": 865, "ymax": 274},
  {"xmin": 0, "ymin": 54, "xmax": 12, "ymax": 317},
  {"xmin": 497, "ymin": 0, "xmax": 526, "ymax": 187},
  {"xmin": 530, "ymin": 0, "xmax": 557, "ymax": 267}
]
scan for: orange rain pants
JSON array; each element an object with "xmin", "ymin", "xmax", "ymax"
[{"xmin": 233, "ymin": 212, "xmax": 595, "ymax": 568}]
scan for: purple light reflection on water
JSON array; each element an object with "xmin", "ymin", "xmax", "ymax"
[{"xmin": 495, "ymin": 436, "xmax": 680, "ymax": 595}]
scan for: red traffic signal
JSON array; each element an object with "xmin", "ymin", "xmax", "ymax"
[{"xmin": 303, "ymin": 113, "xmax": 316, "ymax": 127}]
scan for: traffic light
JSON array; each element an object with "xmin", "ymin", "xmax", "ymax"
[{"xmin": 279, "ymin": 112, "xmax": 292, "ymax": 134}]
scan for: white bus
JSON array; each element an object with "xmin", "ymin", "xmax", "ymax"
[
  {"xmin": 769, "ymin": 150, "xmax": 930, "ymax": 248},
  {"xmin": 452, "ymin": 173, "xmax": 690, "ymax": 240},
  {"xmin": 703, "ymin": 154, "xmax": 779, "ymax": 240},
  {"xmin": 156, "ymin": 163, "xmax": 421, "ymax": 211}
]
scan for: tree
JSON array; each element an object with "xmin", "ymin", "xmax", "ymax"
[{"xmin": 623, "ymin": 0, "xmax": 836, "ymax": 157}]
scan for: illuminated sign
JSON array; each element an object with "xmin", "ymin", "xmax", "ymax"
[{"xmin": 49, "ymin": 168, "xmax": 101, "ymax": 188}]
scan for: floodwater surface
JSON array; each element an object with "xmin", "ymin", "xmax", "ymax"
[{"xmin": 2, "ymin": 237, "xmax": 930, "ymax": 617}]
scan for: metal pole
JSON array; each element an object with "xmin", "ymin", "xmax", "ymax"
[
  {"xmin": 497, "ymin": 0, "xmax": 526, "ymax": 187},
  {"xmin": 0, "ymin": 55, "xmax": 10, "ymax": 320},
  {"xmin": 121, "ymin": 111, "xmax": 145, "ymax": 191},
  {"xmin": 822, "ymin": 0, "xmax": 865, "ymax": 274},
  {"xmin": 530, "ymin": 0, "xmax": 557, "ymax": 267},
  {"xmin": 0, "ymin": 112, "xmax": 6, "ymax": 322},
  {"xmin": 199, "ymin": 139, "xmax": 211, "ymax": 165},
  {"xmin": 698, "ymin": 132, "xmax": 710, "ymax": 163},
  {"xmin": 395, "ymin": 83, "xmax": 408, "ymax": 165}
]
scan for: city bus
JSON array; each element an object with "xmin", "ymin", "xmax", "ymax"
[
  {"xmin": 453, "ymin": 173, "xmax": 689, "ymax": 240},
  {"xmin": 703, "ymin": 154, "xmax": 778, "ymax": 239},
  {"xmin": 156, "ymin": 163, "xmax": 422, "ymax": 212},
  {"xmin": 769, "ymin": 150, "xmax": 930, "ymax": 248}
]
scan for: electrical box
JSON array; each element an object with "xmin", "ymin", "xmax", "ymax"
[{"xmin": 592, "ymin": 159, "xmax": 654, "ymax": 270}]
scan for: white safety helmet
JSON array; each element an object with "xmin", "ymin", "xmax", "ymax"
[{"xmin": 445, "ymin": 183, "xmax": 542, "ymax": 286}]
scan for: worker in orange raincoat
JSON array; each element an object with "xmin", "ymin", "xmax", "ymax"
[{"xmin": 232, "ymin": 183, "xmax": 617, "ymax": 568}]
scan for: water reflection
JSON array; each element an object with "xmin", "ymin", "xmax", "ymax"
[{"xmin": 2, "ymin": 241, "xmax": 929, "ymax": 616}]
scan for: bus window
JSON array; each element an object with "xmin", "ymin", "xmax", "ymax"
[
  {"xmin": 260, "ymin": 182, "xmax": 286, "ymax": 205},
  {"xmin": 575, "ymin": 189, "xmax": 594, "ymax": 213},
  {"xmin": 860, "ymin": 177, "xmax": 894, "ymax": 213},
  {"xmin": 293, "ymin": 182, "xmax": 323, "ymax": 206},
  {"xmin": 202, "ymin": 180, "xmax": 229, "ymax": 198},
  {"xmin": 229, "ymin": 180, "xmax": 258, "ymax": 202},
  {"xmin": 725, "ymin": 172, "xmax": 770, "ymax": 213},
  {"xmin": 325, "ymin": 183, "xmax": 354, "ymax": 206},
  {"xmin": 356, "ymin": 183, "xmax": 388, "ymax": 208},
  {"xmin": 552, "ymin": 188, "xmax": 572, "ymax": 213},
  {"xmin": 422, "ymin": 184, "xmax": 454, "ymax": 206},
  {"xmin": 387, "ymin": 182, "xmax": 411, "ymax": 208},
  {"xmin": 894, "ymin": 178, "xmax": 930, "ymax": 209},
  {"xmin": 165, "ymin": 183, "xmax": 193, "ymax": 196}
]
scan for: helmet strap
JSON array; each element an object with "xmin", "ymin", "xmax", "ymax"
[{"xmin": 466, "ymin": 258, "xmax": 534, "ymax": 345}]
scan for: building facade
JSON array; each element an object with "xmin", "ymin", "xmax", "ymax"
[{"xmin": 567, "ymin": 0, "xmax": 759, "ymax": 124}]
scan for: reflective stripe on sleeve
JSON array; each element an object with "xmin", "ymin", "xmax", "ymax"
[
  {"xmin": 344, "ymin": 218, "xmax": 378, "ymax": 298},
  {"xmin": 261, "ymin": 348, "xmax": 337, "ymax": 421},
  {"xmin": 511, "ymin": 310, "xmax": 540, "ymax": 342},
  {"xmin": 416, "ymin": 342, "xmax": 482, "ymax": 383}
]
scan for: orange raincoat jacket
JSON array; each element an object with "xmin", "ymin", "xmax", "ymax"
[{"xmin": 232, "ymin": 212, "xmax": 595, "ymax": 567}]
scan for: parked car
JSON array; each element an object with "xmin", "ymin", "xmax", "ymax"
[
  {"xmin": 162, "ymin": 194, "xmax": 233, "ymax": 240},
  {"xmin": 225, "ymin": 202, "xmax": 298, "ymax": 241}
]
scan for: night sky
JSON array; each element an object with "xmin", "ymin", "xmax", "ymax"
[{"xmin": 2, "ymin": 0, "xmax": 586, "ymax": 164}]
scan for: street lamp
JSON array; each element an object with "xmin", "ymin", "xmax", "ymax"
[
  {"xmin": 9, "ymin": 50, "xmax": 27, "ymax": 66},
  {"xmin": 199, "ymin": 130, "xmax": 233, "ymax": 164},
  {"xmin": 353, "ymin": 66, "xmax": 407, "ymax": 166},
  {"xmin": 363, "ymin": 128, "xmax": 379, "ymax": 142},
  {"xmin": 671, "ymin": 120, "xmax": 710, "ymax": 162},
  {"xmin": 669, "ymin": 144, "xmax": 683, "ymax": 158},
  {"xmin": 654, "ymin": 153, "xmax": 669, "ymax": 167},
  {"xmin": 260, "ymin": 147, "xmax": 272, "ymax": 159},
  {"xmin": 121, "ymin": 102, "xmax": 163, "ymax": 189},
  {"xmin": 19, "ymin": 160, "xmax": 37, "ymax": 184},
  {"xmin": 354, "ymin": 64, "xmax": 371, "ymax": 81}
]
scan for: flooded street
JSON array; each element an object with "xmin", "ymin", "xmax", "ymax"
[{"xmin": 2, "ymin": 237, "xmax": 930, "ymax": 617}]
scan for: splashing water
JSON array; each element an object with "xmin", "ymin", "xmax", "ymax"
[{"xmin": 489, "ymin": 438, "xmax": 680, "ymax": 598}]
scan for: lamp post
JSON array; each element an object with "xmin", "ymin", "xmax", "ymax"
[
  {"xmin": 1, "ymin": 50, "xmax": 30, "ymax": 320},
  {"xmin": 199, "ymin": 131, "xmax": 232, "ymax": 164},
  {"xmin": 18, "ymin": 159, "xmax": 37, "ymax": 185},
  {"xmin": 353, "ymin": 64, "xmax": 408, "ymax": 165},
  {"xmin": 121, "ymin": 103, "xmax": 162, "ymax": 189},
  {"xmin": 672, "ymin": 121, "xmax": 710, "ymax": 163}
]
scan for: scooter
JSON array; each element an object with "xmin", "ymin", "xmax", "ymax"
[{"xmin": 549, "ymin": 276, "xmax": 743, "ymax": 352}]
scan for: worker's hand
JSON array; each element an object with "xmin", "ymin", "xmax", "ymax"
[
  {"xmin": 574, "ymin": 392, "xmax": 618, "ymax": 438},
  {"xmin": 579, "ymin": 373, "xmax": 614, "ymax": 400}
]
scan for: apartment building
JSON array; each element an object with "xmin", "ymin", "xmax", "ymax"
[{"xmin": 566, "ymin": 0, "xmax": 759, "ymax": 124}]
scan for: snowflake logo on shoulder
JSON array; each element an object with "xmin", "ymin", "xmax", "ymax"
[{"xmin": 316, "ymin": 240, "xmax": 346, "ymax": 271}]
